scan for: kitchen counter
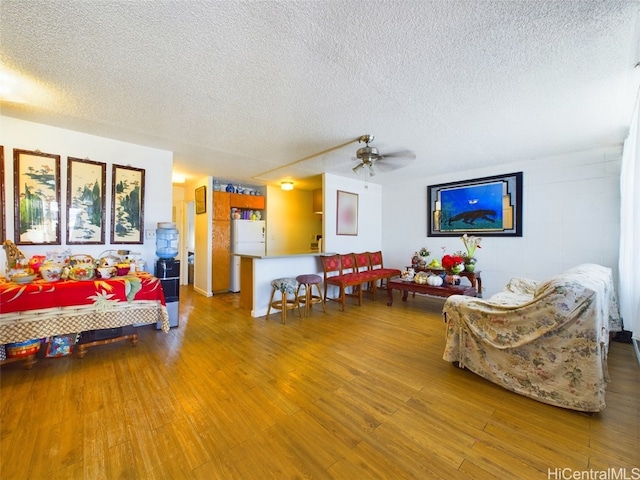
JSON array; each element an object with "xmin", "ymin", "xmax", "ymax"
[
  {"xmin": 235, "ymin": 252, "xmax": 334, "ymax": 317},
  {"xmin": 232, "ymin": 251, "xmax": 330, "ymax": 259}
]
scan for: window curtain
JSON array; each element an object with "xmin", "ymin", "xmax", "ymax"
[{"xmin": 619, "ymin": 94, "xmax": 640, "ymax": 363}]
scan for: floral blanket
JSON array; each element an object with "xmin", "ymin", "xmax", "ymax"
[
  {"xmin": 443, "ymin": 264, "xmax": 622, "ymax": 412},
  {"xmin": 0, "ymin": 272, "xmax": 169, "ymax": 343}
]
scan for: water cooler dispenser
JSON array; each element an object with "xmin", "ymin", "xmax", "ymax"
[{"xmin": 155, "ymin": 223, "xmax": 180, "ymax": 329}]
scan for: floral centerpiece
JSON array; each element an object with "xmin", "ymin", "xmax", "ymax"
[
  {"xmin": 461, "ymin": 234, "xmax": 481, "ymax": 271},
  {"xmin": 441, "ymin": 254, "xmax": 465, "ymax": 274}
]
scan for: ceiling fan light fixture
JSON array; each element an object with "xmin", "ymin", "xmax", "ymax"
[
  {"xmin": 357, "ymin": 146, "xmax": 379, "ymax": 160},
  {"xmin": 280, "ymin": 181, "xmax": 294, "ymax": 191},
  {"xmin": 351, "ymin": 134, "xmax": 415, "ymax": 179}
]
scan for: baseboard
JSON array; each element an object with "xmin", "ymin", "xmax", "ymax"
[{"xmin": 193, "ymin": 286, "xmax": 212, "ymax": 297}]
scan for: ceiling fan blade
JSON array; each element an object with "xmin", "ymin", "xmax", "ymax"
[
  {"xmin": 380, "ymin": 150, "xmax": 416, "ymax": 160},
  {"xmin": 368, "ymin": 161, "xmax": 398, "ymax": 173}
]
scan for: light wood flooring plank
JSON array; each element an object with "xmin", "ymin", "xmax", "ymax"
[{"xmin": 1, "ymin": 286, "xmax": 638, "ymax": 479}]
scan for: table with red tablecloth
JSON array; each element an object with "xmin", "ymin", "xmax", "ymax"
[{"xmin": 0, "ymin": 272, "xmax": 169, "ymax": 344}]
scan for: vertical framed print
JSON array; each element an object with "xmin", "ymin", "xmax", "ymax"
[
  {"xmin": 66, "ymin": 157, "xmax": 107, "ymax": 244},
  {"xmin": 195, "ymin": 185, "xmax": 206, "ymax": 214},
  {"xmin": 111, "ymin": 164, "xmax": 145, "ymax": 244},
  {"xmin": 13, "ymin": 149, "xmax": 61, "ymax": 245},
  {"xmin": 336, "ymin": 190, "xmax": 358, "ymax": 235},
  {"xmin": 0, "ymin": 146, "xmax": 5, "ymax": 242}
]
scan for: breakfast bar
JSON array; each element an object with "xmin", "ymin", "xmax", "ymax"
[{"xmin": 235, "ymin": 252, "xmax": 332, "ymax": 318}]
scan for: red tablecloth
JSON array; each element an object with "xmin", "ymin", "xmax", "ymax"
[{"xmin": 0, "ymin": 272, "xmax": 166, "ymax": 314}]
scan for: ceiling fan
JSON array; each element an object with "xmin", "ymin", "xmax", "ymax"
[{"xmin": 352, "ymin": 134, "xmax": 416, "ymax": 177}]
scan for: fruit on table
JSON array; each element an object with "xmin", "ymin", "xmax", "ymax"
[
  {"xmin": 414, "ymin": 272, "xmax": 429, "ymax": 284},
  {"xmin": 428, "ymin": 259, "xmax": 442, "ymax": 268}
]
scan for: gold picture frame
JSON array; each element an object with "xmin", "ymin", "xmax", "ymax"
[
  {"xmin": 336, "ymin": 190, "xmax": 358, "ymax": 236},
  {"xmin": 195, "ymin": 185, "xmax": 206, "ymax": 214}
]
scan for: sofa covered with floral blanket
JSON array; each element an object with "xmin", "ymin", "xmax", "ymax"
[{"xmin": 442, "ymin": 264, "xmax": 622, "ymax": 412}]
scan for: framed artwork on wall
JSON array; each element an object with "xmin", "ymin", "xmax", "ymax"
[
  {"xmin": 336, "ymin": 190, "xmax": 358, "ymax": 236},
  {"xmin": 427, "ymin": 172, "xmax": 523, "ymax": 237},
  {"xmin": 0, "ymin": 146, "xmax": 4, "ymax": 242},
  {"xmin": 66, "ymin": 157, "xmax": 107, "ymax": 244},
  {"xmin": 111, "ymin": 164, "xmax": 145, "ymax": 244},
  {"xmin": 195, "ymin": 185, "xmax": 206, "ymax": 214},
  {"xmin": 13, "ymin": 149, "xmax": 61, "ymax": 245}
]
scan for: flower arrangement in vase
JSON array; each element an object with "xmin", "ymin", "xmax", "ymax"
[
  {"xmin": 461, "ymin": 234, "xmax": 481, "ymax": 272},
  {"xmin": 441, "ymin": 254, "xmax": 465, "ymax": 275}
]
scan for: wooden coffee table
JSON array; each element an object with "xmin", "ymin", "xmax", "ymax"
[{"xmin": 387, "ymin": 277, "xmax": 476, "ymax": 306}]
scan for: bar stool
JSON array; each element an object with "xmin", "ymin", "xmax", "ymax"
[
  {"xmin": 267, "ymin": 277, "xmax": 301, "ymax": 324},
  {"xmin": 296, "ymin": 274, "xmax": 326, "ymax": 317}
]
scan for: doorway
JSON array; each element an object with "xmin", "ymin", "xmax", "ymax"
[{"xmin": 175, "ymin": 200, "xmax": 195, "ymax": 285}]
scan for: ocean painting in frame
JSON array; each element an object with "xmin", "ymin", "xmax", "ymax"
[{"xmin": 427, "ymin": 172, "xmax": 522, "ymax": 237}]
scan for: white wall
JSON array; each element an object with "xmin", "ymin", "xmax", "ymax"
[
  {"xmin": 190, "ymin": 176, "xmax": 213, "ymax": 296},
  {"xmin": 265, "ymin": 186, "xmax": 321, "ymax": 255},
  {"xmin": 323, "ymin": 173, "xmax": 383, "ymax": 254},
  {"xmin": 172, "ymin": 185, "xmax": 189, "ymax": 284},
  {"xmin": 382, "ymin": 146, "xmax": 622, "ymax": 298},
  {"xmin": 0, "ymin": 116, "xmax": 173, "ymax": 273}
]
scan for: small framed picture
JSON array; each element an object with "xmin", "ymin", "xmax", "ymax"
[
  {"xmin": 195, "ymin": 185, "xmax": 206, "ymax": 214},
  {"xmin": 336, "ymin": 190, "xmax": 358, "ymax": 236}
]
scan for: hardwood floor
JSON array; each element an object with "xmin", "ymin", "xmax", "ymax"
[{"xmin": 1, "ymin": 286, "xmax": 639, "ymax": 479}]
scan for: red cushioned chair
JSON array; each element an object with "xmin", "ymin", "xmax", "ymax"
[
  {"xmin": 368, "ymin": 251, "xmax": 401, "ymax": 295},
  {"xmin": 354, "ymin": 252, "xmax": 377, "ymax": 300},
  {"xmin": 321, "ymin": 254, "xmax": 371, "ymax": 311}
]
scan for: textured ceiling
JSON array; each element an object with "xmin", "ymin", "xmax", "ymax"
[{"xmin": 1, "ymin": 0, "xmax": 639, "ymax": 190}]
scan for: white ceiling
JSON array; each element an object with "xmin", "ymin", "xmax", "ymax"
[{"xmin": 1, "ymin": 1, "xmax": 639, "ymax": 190}]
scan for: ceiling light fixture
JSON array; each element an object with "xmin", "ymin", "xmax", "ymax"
[
  {"xmin": 281, "ymin": 181, "xmax": 294, "ymax": 191},
  {"xmin": 172, "ymin": 173, "xmax": 186, "ymax": 184},
  {"xmin": 353, "ymin": 162, "xmax": 375, "ymax": 176}
]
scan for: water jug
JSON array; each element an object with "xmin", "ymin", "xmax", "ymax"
[{"xmin": 156, "ymin": 222, "xmax": 179, "ymax": 259}]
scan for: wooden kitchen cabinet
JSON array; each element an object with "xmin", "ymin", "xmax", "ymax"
[
  {"xmin": 230, "ymin": 193, "xmax": 265, "ymax": 210},
  {"xmin": 212, "ymin": 192, "xmax": 231, "ymax": 293},
  {"xmin": 211, "ymin": 190, "xmax": 263, "ymax": 294},
  {"xmin": 212, "ymin": 219, "xmax": 230, "ymax": 293},
  {"xmin": 213, "ymin": 191, "xmax": 231, "ymax": 220}
]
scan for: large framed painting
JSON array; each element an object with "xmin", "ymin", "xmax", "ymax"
[
  {"xmin": 427, "ymin": 172, "xmax": 523, "ymax": 237},
  {"xmin": 66, "ymin": 157, "xmax": 107, "ymax": 244},
  {"xmin": 336, "ymin": 190, "xmax": 358, "ymax": 236},
  {"xmin": 111, "ymin": 164, "xmax": 145, "ymax": 244},
  {"xmin": 13, "ymin": 149, "xmax": 61, "ymax": 245},
  {"xmin": 0, "ymin": 146, "xmax": 5, "ymax": 242}
]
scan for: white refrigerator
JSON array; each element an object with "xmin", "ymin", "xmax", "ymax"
[{"xmin": 230, "ymin": 219, "xmax": 266, "ymax": 292}]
